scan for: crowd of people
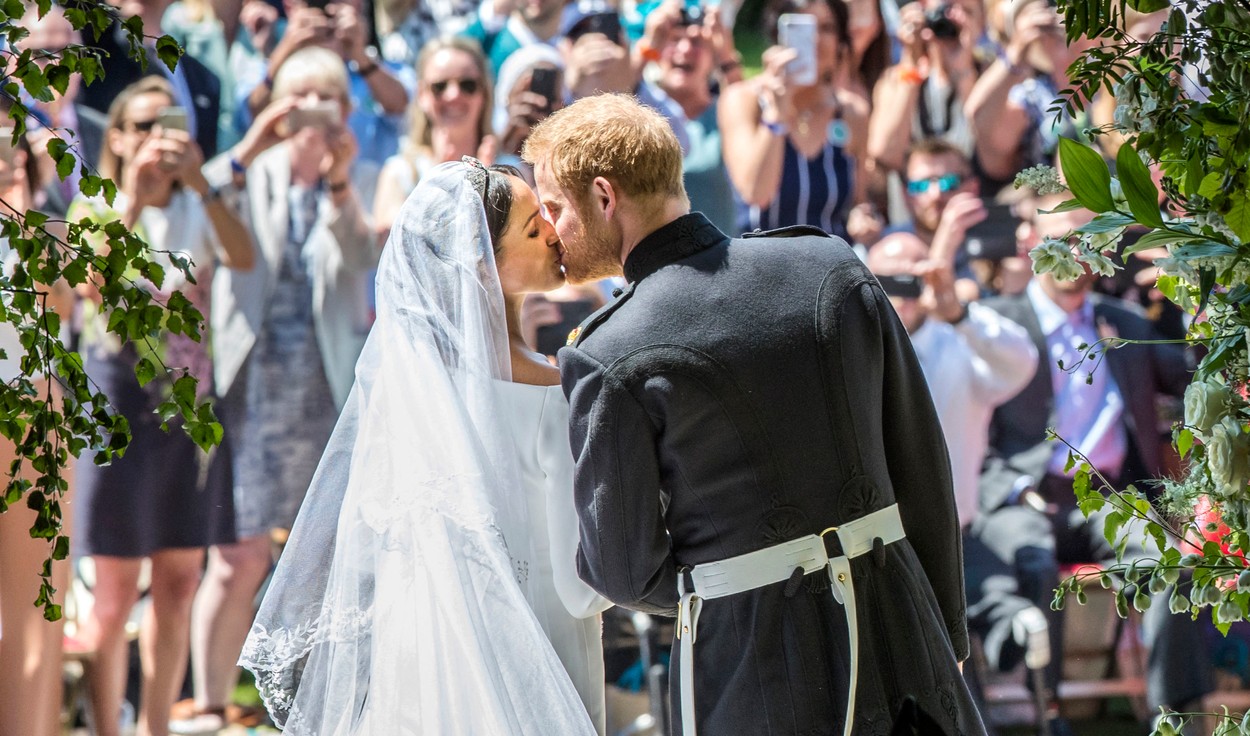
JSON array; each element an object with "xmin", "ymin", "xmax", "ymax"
[{"xmin": 0, "ymin": 0, "xmax": 1222, "ymax": 733}]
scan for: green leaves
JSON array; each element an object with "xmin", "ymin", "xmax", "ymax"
[
  {"xmin": 1060, "ymin": 138, "xmax": 1115, "ymax": 213},
  {"xmin": 155, "ymin": 36, "xmax": 183, "ymax": 73},
  {"xmin": 1115, "ymin": 144, "xmax": 1164, "ymax": 228}
]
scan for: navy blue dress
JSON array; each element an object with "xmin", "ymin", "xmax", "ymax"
[{"xmin": 736, "ymin": 121, "xmax": 855, "ymax": 240}]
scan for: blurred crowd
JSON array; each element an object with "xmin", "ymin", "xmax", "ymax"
[{"xmin": 0, "ymin": 0, "xmax": 1223, "ymax": 734}]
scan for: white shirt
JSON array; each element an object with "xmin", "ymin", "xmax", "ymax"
[
  {"xmin": 909, "ymin": 302, "xmax": 1038, "ymax": 526},
  {"xmin": 1026, "ymin": 280, "xmax": 1128, "ymax": 479}
]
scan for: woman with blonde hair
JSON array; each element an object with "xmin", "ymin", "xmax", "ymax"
[
  {"xmin": 179, "ymin": 45, "xmax": 379, "ymax": 734},
  {"xmin": 372, "ymin": 36, "xmax": 495, "ymax": 238}
]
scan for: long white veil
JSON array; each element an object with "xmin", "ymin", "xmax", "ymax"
[{"xmin": 239, "ymin": 161, "xmax": 596, "ymax": 735}]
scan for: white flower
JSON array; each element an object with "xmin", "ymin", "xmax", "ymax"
[
  {"xmin": 1014, "ymin": 165, "xmax": 1066, "ymax": 195},
  {"xmin": 1030, "ymin": 238, "xmax": 1085, "ymax": 280},
  {"xmin": 1185, "ymin": 378, "xmax": 1230, "ymax": 437},
  {"xmin": 1078, "ymin": 247, "xmax": 1120, "ymax": 277},
  {"xmin": 1207, "ymin": 416, "xmax": 1250, "ymax": 500},
  {"xmin": 1153, "ymin": 255, "xmax": 1198, "ymax": 282},
  {"xmin": 1195, "ymin": 211, "xmax": 1239, "ymax": 243},
  {"xmin": 1084, "ymin": 228, "xmax": 1126, "ymax": 253},
  {"xmin": 1113, "ymin": 103, "xmax": 1133, "ymax": 129}
]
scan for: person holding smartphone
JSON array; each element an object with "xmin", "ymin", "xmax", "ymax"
[
  {"xmin": 964, "ymin": 0, "xmax": 1088, "ymax": 185},
  {"xmin": 492, "ymin": 45, "xmax": 565, "ymax": 175},
  {"xmin": 177, "ymin": 48, "xmax": 378, "ymax": 733},
  {"xmin": 68, "ymin": 75, "xmax": 255, "ymax": 736},
  {"xmin": 718, "ymin": 0, "xmax": 870, "ymax": 241},
  {"xmin": 636, "ymin": 0, "xmax": 741, "ymax": 235}
]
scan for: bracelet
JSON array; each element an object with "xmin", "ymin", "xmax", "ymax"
[
  {"xmin": 357, "ymin": 60, "xmax": 381, "ymax": 78},
  {"xmin": 637, "ymin": 41, "xmax": 661, "ymax": 63},
  {"xmin": 763, "ymin": 119, "xmax": 788, "ymax": 137},
  {"xmin": 897, "ymin": 65, "xmax": 925, "ymax": 85},
  {"xmin": 229, "ymin": 157, "xmax": 247, "ymax": 176},
  {"xmin": 202, "ymin": 185, "xmax": 223, "ymax": 204},
  {"xmin": 997, "ymin": 49, "xmax": 1025, "ymax": 77},
  {"xmin": 328, "ymin": 179, "xmax": 350, "ymax": 194}
]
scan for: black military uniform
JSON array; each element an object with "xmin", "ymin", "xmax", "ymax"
[{"xmin": 560, "ymin": 213, "xmax": 986, "ymax": 735}]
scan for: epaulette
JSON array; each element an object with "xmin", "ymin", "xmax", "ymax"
[
  {"xmin": 566, "ymin": 282, "xmax": 636, "ymax": 348},
  {"xmin": 742, "ymin": 225, "xmax": 834, "ymax": 239}
]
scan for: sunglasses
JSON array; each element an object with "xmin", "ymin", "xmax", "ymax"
[
  {"xmin": 429, "ymin": 78, "xmax": 481, "ymax": 96},
  {"xmin": 906, "ymin": 173, "xmax": 963, "ymax": 195}
]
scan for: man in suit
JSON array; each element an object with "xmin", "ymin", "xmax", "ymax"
[
  {"xmin": 973, "ymin": 198, "xmax": 1206, "ymax": 718},
  {"xmin": 524, "ymin": 94, "xmax": 986, "ymax": 735},
  {"xmin": 77, "ymin": 0, "xmax": 221, "ymax": 159}
]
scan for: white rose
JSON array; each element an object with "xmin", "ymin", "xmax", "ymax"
[
  {"xmin": 1207, "ymin": 416, "xmax": 1250, "ymax": 500},
  {"xmin": 1184, "ymin": 378, "xmax": 1229, "ymax": 437}
]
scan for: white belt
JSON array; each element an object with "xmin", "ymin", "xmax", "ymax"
[{"xmin": 675, "ymin": 504, "xmax": 906, "ymax": 736}]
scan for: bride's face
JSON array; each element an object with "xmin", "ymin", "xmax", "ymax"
[{"xmin": 494, "ymin": 175, "xmax": 566, "ymax": 295}]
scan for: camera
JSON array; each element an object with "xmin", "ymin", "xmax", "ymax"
[
  {"xmin": 924, "ymin": 4, "xmax": 960, "ymax": 39},
  {"xmin": 679, "ymin": 2, "xmax": 704, "ymax": 25}
]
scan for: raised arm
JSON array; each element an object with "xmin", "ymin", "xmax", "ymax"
[{"xmin": 718, "ymin": 48, "xmax": 796, "ymax": 208}]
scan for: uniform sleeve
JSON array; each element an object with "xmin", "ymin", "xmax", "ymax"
[
  {"xmin": 869, "ymin": 286, "xmax": 970, "ymax": 660},
  {"xmin": 560, "ymin": 345, "xmax": 680, "ymax": 616}
]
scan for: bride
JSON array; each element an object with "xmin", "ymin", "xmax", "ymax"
[{"xmin": 239, "ymin": 158, "xmax": 611, "ymax": 734}]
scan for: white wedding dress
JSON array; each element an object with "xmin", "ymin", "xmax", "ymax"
[
  {"xmin": 497, "ymin": 381, "xmax": 611, "ymax": 734},
  {"xmin": 240, "ymin": 162, "xmax": 604, "ymax": 735}
]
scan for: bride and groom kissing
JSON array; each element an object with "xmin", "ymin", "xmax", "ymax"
[{"xmin": 240, "ymin": 94, "xmax": 989, "ymax": 736}]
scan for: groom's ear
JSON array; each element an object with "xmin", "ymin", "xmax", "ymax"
[{"xmin": 591, "ymin": 176, "xmax": 616, "ymax": 220}]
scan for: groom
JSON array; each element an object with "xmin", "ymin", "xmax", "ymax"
[{"xmin": 523, "ymin": 95, "xmax": 986, "ymax": 736}]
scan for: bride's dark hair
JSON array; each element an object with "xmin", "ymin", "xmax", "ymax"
[{"xmin": 464, "ymin": 157, "xmax": 524, "ymax": 253}]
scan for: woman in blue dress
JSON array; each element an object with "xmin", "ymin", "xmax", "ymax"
[{"xmin": 719, "ymin": 0, "xmax": 870, "ymax": 240}]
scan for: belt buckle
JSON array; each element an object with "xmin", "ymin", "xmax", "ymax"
[{"xmin": 820, "ymin": 526, "xmax": 848, "ymax": 584}]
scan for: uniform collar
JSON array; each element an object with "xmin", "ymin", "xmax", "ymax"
[{"xmin": 622, "ymin": 212, "xmax": 726, "ymax": 284}]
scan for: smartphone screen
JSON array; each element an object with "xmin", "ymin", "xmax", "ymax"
[
  {"xmin": 156, "ymin": 106, "xmax": 189, "ymax": 133},
  {"xmin": 777, "ymin": 14, "xmax": 818, "ymax": 86},
  {"xmin": 529, "ymin": 67, "xmax": 558, "ymax": 109}
]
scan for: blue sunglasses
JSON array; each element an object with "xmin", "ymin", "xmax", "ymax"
[{"xmin": 906, "ymin": 173, "xmax": 964, "ymax": 195}]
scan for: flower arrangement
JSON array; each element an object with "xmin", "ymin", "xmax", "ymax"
[{"xmin": 1018, "ymin": 0, "xmax": 1250, "ymax": 730}]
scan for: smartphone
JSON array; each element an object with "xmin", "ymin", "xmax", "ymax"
[
  {"xmin": 535, "ymin": 299, "xmax": 597, "ymax": 356},
  {"xmin": 156, "ymin": 106, "xmax": 189, "ymax": 133},
  {"xmin": 569, "ymin": 12, "xmax": 622, "ymax": 44},
  {"xmin": 778, "ymin": 14, "xmax": 818, "ymax": 87},
  {"xmin": 875, "ymin": 273, "xmax": 924, "ymax": 300},
  {"xmin": 287, "ymin": 100, "xmax": 342, "ymax": 131},
  {"xmin": 964, "ymin": 204, "xmax": 1021, "ymax": 261},
  {"xmin": 529, "ymin": 66, "xmax": 558, "ymax": 109}
]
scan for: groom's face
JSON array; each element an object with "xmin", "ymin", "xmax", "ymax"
[{"xmin": 535, "ymin": 160, "xmax": 624, "ymax": 283}]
